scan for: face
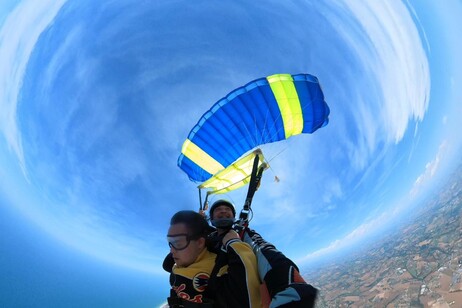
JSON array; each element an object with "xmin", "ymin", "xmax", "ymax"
[
  {"xmin": 167, "ymin": 223, "xmax": 205, "ymax": 267},
  {"xmin": 212, "ymin": 205, "xmax": 234, "ymax": 220}
]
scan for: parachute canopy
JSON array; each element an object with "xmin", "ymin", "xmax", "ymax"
[
  {"xmin": 178, "ymin": 73, "xmax": 330, "ymax": 194},
  {"xmin": 198, "ymin": 148, "xmax": 268, "ymax": 195}
]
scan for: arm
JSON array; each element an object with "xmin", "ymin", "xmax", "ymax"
[
  {"xmin": 243, "ymin": 229, "xmax": 318, "ymax": 308},
  {"xmin": 214, "ymin": 230, "xmax": 261, "ymax": 308}
]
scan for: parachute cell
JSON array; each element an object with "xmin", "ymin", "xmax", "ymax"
[{"xmin": 178, "ymin": 73, "xmax": 330, "ymax": 192}]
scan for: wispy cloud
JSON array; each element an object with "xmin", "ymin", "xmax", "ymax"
[
  {"xmin": 322, "ymin": 177, "xmax": 343, "ymax": 204},
  {"xmin": 0, "ymin": 0, "xmax": 439, "ymax": 276},
  {"xmin": 299, "ymin": 139, "xmax": 448, "ymax": 264},
  {"xmin": 0, "ymin": 0, "xmax": 67, "ymax": 173},
  {"xmin": 298, "ymin": 209, "xmax": 391, "ymax": 265},
  {"xmin": 410, "ymin": 141, "xmax": 447, "ymax": 198},
  {"xmin": 345, "ymin": 1, "xmax": 430, "ymax": 143},
  {"xmin": 317, "ymin": 0, "xmax": 430, "ymax": 178}
]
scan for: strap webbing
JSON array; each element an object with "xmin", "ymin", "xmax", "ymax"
[{"xmin": 237, "ymin": 153, "xmax": 266, "ymax": 237}]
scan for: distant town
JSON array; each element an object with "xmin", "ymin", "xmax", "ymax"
[{"xmin": 306, "ymin": 163, "xmax": 462, "ymax": 307}]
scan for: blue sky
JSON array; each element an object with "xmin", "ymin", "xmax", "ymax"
[{"xmin": 1, "ymin": 0, "xmax": 462, "ymax": 306}]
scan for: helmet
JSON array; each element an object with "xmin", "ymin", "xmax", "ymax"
[{"xmin": 209, "ymin": 199, "xmax": 236, "ymax": 219}]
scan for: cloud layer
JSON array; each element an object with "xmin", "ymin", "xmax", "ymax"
[
  {"xmin": 0, "ymin": 0, "xmax": 67, "ymax": 172},
  {"xmin": 0, "ymin": 0, "xmax": 442, "ymax": 273}
]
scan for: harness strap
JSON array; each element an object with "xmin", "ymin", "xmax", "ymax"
[{"xmin": 206, "ymin": 233, "xmax": 227, "ymax": 294}]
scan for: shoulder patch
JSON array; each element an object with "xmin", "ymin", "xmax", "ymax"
[{"xmin": 192, "ymin": 272, "xmax": 210, "ymax": 292}]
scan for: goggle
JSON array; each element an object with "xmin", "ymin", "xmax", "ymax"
[{"xmin": 167, "ymin": 233, "xmax": 196, "ymax": 251}]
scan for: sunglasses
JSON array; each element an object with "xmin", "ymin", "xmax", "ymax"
[{"xmin": 167, "ymin": 233, "xmax": 199, "ymax": 250}]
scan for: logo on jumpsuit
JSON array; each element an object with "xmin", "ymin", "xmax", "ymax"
[{"xmin": 192, "ymin": 272, "xmax": 210, "ymax": 292}]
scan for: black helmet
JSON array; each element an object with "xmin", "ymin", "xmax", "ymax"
[{"xmin": 209, "ymin": 199, "xmax": 236, "ymax": 219}]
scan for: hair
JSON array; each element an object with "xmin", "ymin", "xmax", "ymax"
[{"xmin": 170, "ymin": 210, "xmax": 212, "ymax": 239}]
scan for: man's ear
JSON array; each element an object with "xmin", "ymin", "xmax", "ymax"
[{"xmin": 197, "ymin": 237, "xmax": 206, "ymax": 249}]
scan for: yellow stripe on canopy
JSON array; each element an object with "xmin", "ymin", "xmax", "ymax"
[
  {"xmin": 267, "ymin": 74, "xmax": 304, "ymax": 139},
  {"xmin": 181, "ymin": 139, "xmax": 225, "ymax": 176},
  {"xmin": 199, "ymin": 149, "xmax": 268, "ymax": 195}
]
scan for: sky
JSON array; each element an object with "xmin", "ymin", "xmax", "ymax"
[{"xmin": 1, "ymin": 0, "xmax": 462, "ymax": 307}]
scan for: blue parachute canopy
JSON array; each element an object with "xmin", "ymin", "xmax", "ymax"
[{"xmin": 178, "ymin": 73, "xmax": 330, "ymax": 190}]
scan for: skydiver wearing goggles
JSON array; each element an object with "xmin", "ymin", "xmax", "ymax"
[
  {"xmin": 164, "ymin": 200, "xmax": 318, "ymax": 307},
  {"xmin": 164, "ymin": 210, "xmax": 261, "ymax": 308}
]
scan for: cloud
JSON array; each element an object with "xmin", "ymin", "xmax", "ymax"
[
  {"xmin": 298, "ymin": 210, "xmax": 390, "ymax": 264},
  {"xmin": 0, "ymin": 0, "xmax": 438, "ymax": 276},
  {"xmin": 442, "ymin": 116, "xmax": 448, "ymax": 125},
  {"xmin": 322, "ymin": 177, "xmax": 343, "ymax": 204},
  {"xmin": 299, "ymin": 140, "xmax": 448, "ymax": 265},
  {"xmin": 410, "ymin": 141, "xmax": 448, "ymax": 198},
  {"xmin": 316, "ymin": 0, "xmax": 430, "ymax": 179},
  {"xmin": 0, "ymin": 0, "xmax": 67, "ymax": 173},
  {"xmin": 321, "ymin": 138, "xmax": 453, "ymax": 263},
  {"xmin": 342, "ymin": 1, "xmax": 430, "ymax": 143},
  {"xmin": 295, "ymin": 0, "xmax": 432, "ymax": 202},
  {"xmin": 41, "ymin": 201, "xmax": 165, "ymax": 273}
]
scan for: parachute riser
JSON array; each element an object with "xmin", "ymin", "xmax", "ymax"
[
  {"xmin": 198, "ymin": 188, "xmax": 202, "ymax": 211},
  {"xmin": 198, "ymin": 189, "xmax": 209, "ymax": 216},
  {"xmin": 236, "ymin": 153, "xmax": 266, "ymax": 238}
]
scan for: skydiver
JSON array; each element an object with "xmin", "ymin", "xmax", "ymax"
[
  {"xmin": 208, "ymin": 199, "xmax": 318, "ymax": 308},
  {"xmin": 163, "ymin": 200, "xmax": 318, "ymax": 307},
  {"xmin": 164, "ymin": 210, "xmax": 261, "ymax": 307}
]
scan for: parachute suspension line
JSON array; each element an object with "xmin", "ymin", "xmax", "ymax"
[
  {"xmin": 260, "ymin": 109, "xmax": 273, "ymax": 145},
  {"xmin": 253, "ymin": 102, "xmax": 270, "ymax": 145},
  {"xmin": 253, "ymin": 116, "xmax": 259, "ymax": 149},
  {"xmin": 260, "ymin": 104, "xmax": 289, "ymax": 145},
  {"xmin": 247, "ymin": 110, "xmax": 286, "ymax": 185},
  {"xmin": 236, "ymin": 152, "xmax": 266, "ymax": 238},
  {"xmin": 264, "ymin": 137, "xmax": 294, "ymax": 183},
  {"xmin": 241, "ymin": 119, "xmax": 257, "ymax": 151},
  {"xmin": 248, "ymin": 109, "xmax": 273, "ymax": 151},
  {"xmin": 198, "ymin": 188, "xmax": 202, "ymax": 211},
  {"xmin": 267, "ymin": 143, "xmax": 290, "ymax": 164},
  {"xmin": 261, "ymin": 103, "xmax": 282, "ymax": 144},
  {"xmin": 252, "ymin": 114, "xmax": 263, "ymax": 149}
]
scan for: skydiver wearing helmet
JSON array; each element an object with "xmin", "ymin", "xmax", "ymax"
[
  {"xmin": 208, "ymin": 199, "xmax": 236, "ymax": 230},
  {"xmin": 209, "ymin": 199, "xmax": 318, "ymax": 308},
  {"xmin": 164, "ymin": 199, "xmax": 318, "ymax": 307}
]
